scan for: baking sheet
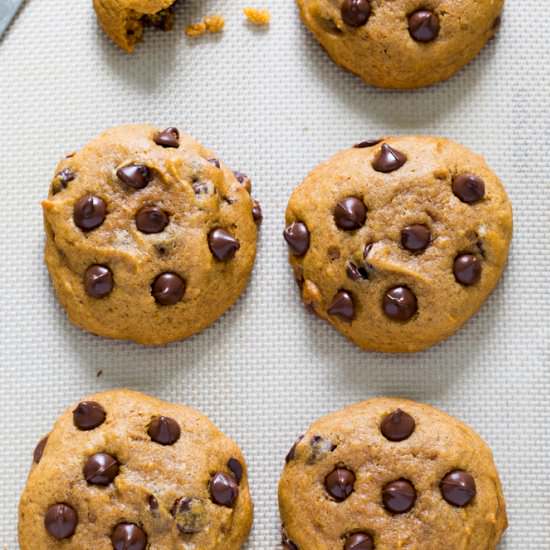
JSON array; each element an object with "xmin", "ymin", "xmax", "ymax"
[{"xmin": 0, "ymin": 0, "xmax": 548, "ymax": 548}]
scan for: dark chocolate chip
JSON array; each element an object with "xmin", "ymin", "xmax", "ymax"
[
  {"xmin": 382, "ymin": 479, "xmax": 417, "ymax": 514},
  {"xmin": 154, "ymin": 127, "xmax": 180, "ymax": 148},
  {"xmin": 341, "ymin": 0, "xmax": 371, "ymax": 27},
  {"xmin": 346, "ymin": 262, "xmax": 366, "ymax": 281},
  {"xmin": 334, "ymin": 197, "xmax": 367, "ymax": 231},
  {"xmin": 408, "ymin": 10, "xmax": 440, "ymax": 42},
  {"xmin": 453, "ymin": 254, "xmax": 482, "ymax": 286},
  {"xmin": 73, "ymin": 401, "xmax": 106, "ymax": 431},
  {"xmin": 252, "ymin": 200, "xmax": 263, "ymax": 225},
  {"xmin": 152, "ymin": 273, "xmax": 186, "ymax": 305},
  {"xmin": 210, "ymin": 472, "xmax": 239, "ymax": 507},
  {"xmin": 401, "ymin": 224, "xmax": 431, "ymax": 252},
  {"xmin": 208, "ymin": 158, "xmax": 221, "ymax": 169},
  {"xmin": 285, "ymin": 435, "xmax": 304, "ymax": 463},
  {"xmin": 117, "ymin": 164, "xmax": 152, "ymax": 189},
  {"xmin": 148, "ymin": 416, "xmax": 181, "ymax": 445},
  {"xmin": 208, "ymin": 228, "xmax": 240, "ymax": 261},
  {"xmin": 73, "ymin": 195, "xmax": 106, "ymax": 231},
  {"xmin": 148, "ymin": 495, "xmax": 159, "ymax": 511},
  {"xmin": 135, "ymin": 206, "xmax": 169, "ymax": 234},
  {"xmin": 228, "ymin": 458, "xmax": 244, "ymax": 484},
  {"xmin": 328, "ymin": 290, "xmax": 355, "ymax": 322},
  {"xmin": 284, "ymin": 222, "xmax": 310, "ymax": 257},
  {"xmin": 171, "ymin": 497, "xmax": 207, "ymax": 534},
  {"xmin": 44, "ymin": 503, "xmax": 78, "ymax": 540},
  {"xmin": 354, "ymin": 139, "xmax": 382, "ymax": 148},
  {"xmin": 325, "ymin": 467, "xmax": 355, "ymax": 502},
  {"xmin": 344, "ymin": 532, "xmax": 375, "ymax": 550},
  {"xmin": 234, "ymin": 171, "xmax": 252, "ymax": 193},
  {"xmin": 33, "ymin": 435, "xmax": 48, "ymax": 464},
  {"xmin": 440, "ymin": 471, "xmax": 476, "ymax": 507},
  {"xmin": 52, "ymin": 168, "xmax": 76, "ymax": 194},
  {"xmin": 383, "ymin": 286, "xmax": 418, "ymax": 321},
  {"xmin": 372, "ymin": 144, "xmax": 407, "ymax": 173},
  {"xmin": 111, "ymin": 523, "xmax": 147, "ymax": 550},
  {"xmin": 380, "ymin": 409, "xmax": 415, "ymax": 442},
  {"xmin": 84, "ymin": 265, "xmax": 113, "ymax": 298},
  {"xmin": 452, "ymin": 174, "xmax": 485, "ymax": 204},
  {"xmin": 83, "ymin": 453, "xmax": 119, "ymax": 486},
  {"xmin": 308, "ymin": 435, "xmax": 337, "ymax": 464}
]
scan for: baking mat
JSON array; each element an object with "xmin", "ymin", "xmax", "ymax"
[{"xmin": 0, "ymin": 1, "xmax": 548, "ymax": 548}]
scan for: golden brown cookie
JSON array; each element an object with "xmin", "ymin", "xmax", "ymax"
[
  {"xmin": 279, "ymin": 397, "xmax": 507, "ymax": 550},
  {"xmin": 19, "ymin": 389, "xmax": 253, "ymax": 549},
  {"xmin": 284, "ymin": 136, "xmax": 512, "ymax": 353},
  {"xmin": 296, "ymin": 0, "xmax": 504, "ymax": 89},
  {"xmin": 43, "ymin": 124, "xmax": 260, "ymax": 345}
]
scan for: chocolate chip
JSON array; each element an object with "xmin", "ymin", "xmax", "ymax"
[
  {"xmin": 284, "ymin": 222, "xmax": 310, "ymax": 257},
  {"xmin": 154, "ymin": 127, "xmax": 180, "ymax": 148},
  {"xmin": 285, "ymin": 435, "xmax": 304, "ymax": 463},
  {"xmin": 408, "ymin": 10, "xmax": 440, "ymax": 42},
  {"xmin": 252, "ymin": 200, "xmax": 263, "ymax": 225},
  {"xmin": 382, "ymin": 479, "xmax": 416, "ymax": 514},
  {"xmin": 344, "ymin": 532, "xmax": 374, "ymax": 550},
  {"xmin": 452, "ymin": 174, "xmax": 485, "ymax": 204},
  {"xmin": 148, "ymin": 495, "xmax": 159, "ymax": 511},
  {"xmin": 152, "ymin": 273, "xmax": 186, "ymax": 305},
  {"xmin": 381, "ymin": 409, "xmax": 415, "ymax": 441},
  {"xmin": 73, "ymin": 401, "xmax": 106, "ymax": 431},
  {"xmin": 383, "ymin": 287, "xmax": 417, "ymax": 321},
  {"xmin": 84, "ymin": 265, "xmax": 113, "ymax": 298},
  {"xmin": 334, "ymin": 197, "xmax": 367, "ymax": 231},
  {"xmin": 325, "ymin": 468, "xmax": 355, "ymax": 501},
  {"xmin": 354, "ymin": 139, "xmax": 382, "ymax": 148},
  {"xmin": 208, "ymin": 158, "xmax": 221, "ymax": 169},
  {"xmin": 401, "ymin": 224, "xmax": 431, "ymax": 252},
  {"xmin": 148, "ymin": 416, "xmax": 181, "ymax": 445},
  {"xmin": 228, "ymin": 458, "xmax": 243, "ymax": 484},
  {"xmin": 341, "ymin": 0, "xmax": 371, "ymax": 27},
  {"xmin": 234, "ymin": 171, "xmax": 252, "ymax": 193},
  {"xmin": 440, "ymin": 471, "xmax": 476, "ymax": 507},
  {"xmin": 210, "ymin": 472, "xmax": 239, "ymax": 507},
  {"xmin": 208, "ymin": 228, "xmax": 240, "ymax": 261},
  {"xmin": 117, "ymin": 164, "xmax": 152, "ymax": 189},
  {"xmin": 111, "ymin": 523, "xmax": 147, "ymax": 550},
  {"xmin": 44, "ymin": 503, "xmax": 78, "ymax": 540},
  {"xmin": 135, "ymin": 206, "xmax": 169, "ymax": 234},
  {"xmin": 346, "ymin": 262, "xmax": 369, "ymax": 281},
  {"xmin": 328, "ymin": 290, "xmax": 355, "ymax": 322},
  {"xmin": 453, "ymin": 254, "xmax": 482, "ymax": 286},
  {"xmin": 33, "ymin": 435, "xmax": 48, "ymax": 464},
  {"xmin": 83, "ymin": 453, "xmax": 119, "ymax": 485},
  {"xmin": 73, "ymin": 195, "xmax": 106, "ymax": 231},
  {"xmin": 308, "ymin": 436, "xmax": 336, "ymax": 464},
  {"xmin": 52, "ymin": 168, "xmax": 75, "ymax": 194},
  {"xmin": 171, "ymin": 497, "xmax": 207, "ymax": 534},
  {"xmin": 372, "ymin": 144, "xmax": 407, "ymax": 173}
]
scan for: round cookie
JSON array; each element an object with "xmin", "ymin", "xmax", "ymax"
[
  {"xmin": 284, "ymin": 136, "xmax": 512, "ymax": 353},
  {"xmin": 19, "ymin": 389, "xmax": 253, "ymax": 549},
  {"xmin": 43, "ymin": 124, "xmax": 260, "ymax": 345},
  {"xmin": 279, "ymin": 398, "xmax": 507, "ymax": 550},
  {"xmin": 296, "ymin": 0, "xmax": 504, "ymax": 89}
]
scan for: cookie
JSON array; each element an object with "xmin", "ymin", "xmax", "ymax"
[
  {"xmin": 279, "ymin": 397, "xmax": 507, "ymax": 549},
  {"xmin": 93, "ymin": 0, "xmax": 178, "ymax": 52},
  {"xmin": 283, "ymin": 136, "xmax": 512, "ymax": 353},
  {"xmin": 296, "ymin": 0, "xmax": 503, "ymax": 89},
  {"xmin": 43, "ymin": 124, "xmax": 259, "ymax": 345},
  {"xmin": 18, "ymin": 389, "xmax": 253, "ymax": 549}
]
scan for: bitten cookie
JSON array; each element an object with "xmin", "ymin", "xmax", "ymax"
[
  {"xmin": 296, "ymin": 0, "xmax": 503, "ymax": 89},
  {"xmin": 279, "ymin": 398, "xmax": 507, "ymax": 550},
  {"xmin": 43, "ymin": 124, "xmax": 260, "ymax": 345},
  {"xmin": 284, "ymin": 136, "xmax": 512, "ymax": 353},
  {"xmin": 19, "ymin": 389, "xmax": 253, "ymax": 549}
]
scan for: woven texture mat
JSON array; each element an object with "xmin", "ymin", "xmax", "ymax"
[{"xmin": 0, "ymin": 1, "xmax": 548, "ymax": 547}]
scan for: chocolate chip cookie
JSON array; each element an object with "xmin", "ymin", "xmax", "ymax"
[
  {"xmin": 279, "ymin": 397, "xmax": 507, "ymax": 549},
  {"xmin": 296, "ymin": 0, "xmax": 504, "ymax": 88},
  {"xmin": 43, "ymin": 124, "xmax": 259, "ymax": 345},
  {"xmin": 284, "ymin": 136, "xmax": 512, "ymax": 353},
  {"xmin": 18, "ymin": 389, "xmax": 253, "ymax": 549}
]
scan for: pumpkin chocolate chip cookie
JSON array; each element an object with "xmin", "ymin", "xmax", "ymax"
[
  {"xmin": 43, "ymin": 124, "xmax": 259, "ymax": 345},
  {"xmin": 279, "ymin": 397, "xmax": 507, "ymax": 549},
  {"xmin": 18, "ymin": 389, "xmax": 253, "ymax": 549},
  {"xmin": 296, "ymin": 0, "xmax": 504, "ymax": 88},
  {"xmin": 284, "ymin": 136, "xmax": 512, "ymax": 353}
]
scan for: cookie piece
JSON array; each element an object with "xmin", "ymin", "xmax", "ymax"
[
  {"xmin": 43, "ymin": 125, "xmax": 259, "ymax": 345},
  {"xmin": 284, "ymin": 136, "xmax": 512, "ymax": 353},
  {"xmin": 18, "ymin": 389, "xmax": 253, "ymax": 549},
  {"xmin": 279, "ymin": 398, "xmax": 507, "ymax": 549},
  {"xmin": 93, "ymin": 0, "xmax": 179, "ymax": 52},
  {"xmin": 296, "ymin": 0, "xmax": 503, "ymax": 88}
]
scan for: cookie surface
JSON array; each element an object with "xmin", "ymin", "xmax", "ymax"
[
  {"xmin": 19, "ymin": 389, "xmax": 253, "ymax": 549},
  {"xmin": 297, "ymin": 0, "xmax": 503, "ymax": 89},
  {"xmin": 43, "ymin": 124, "xmax": 259, "ymax": 345},
  {"xmin": 279, "ymin": 398, "xmax": 507, "ymax": 549},
  {"xmin": 284, "ymin": 136, "xmax": 512, "ymax": 353}
]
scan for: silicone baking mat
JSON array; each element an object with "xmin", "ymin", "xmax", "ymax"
[{"xmin": 0, "ymin": 1, "xmax": 548, "ymax": 548}]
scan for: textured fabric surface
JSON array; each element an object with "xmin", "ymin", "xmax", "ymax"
[{"xmin": 0, "ymin": 1, "xmax": 548, "ymax": 548}]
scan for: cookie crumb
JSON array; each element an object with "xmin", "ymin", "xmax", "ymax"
[
  {"xmin": 185, "ymin": 21, "xmax": 207, "ymax": 37},
  {"xmin": 186, "ymin": 15, "xmax": 225, "ymax": 37},
  {"xmin": 243, "ymin": 7, "xmax": 271, "ymax": 26},
  {"xmin": 96, "ymin": 369, "xmax": 103, "ymax": 378}
]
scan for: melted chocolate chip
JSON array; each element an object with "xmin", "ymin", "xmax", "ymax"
[
  {"xmin": 284, "ymin": 222, "xmax": 310, "ymax": 256},
  {"xmin": 234, "ymin": 171, "xmax": 252, "ymax": 193},
  {"xmin": 44, "ymin": 503, "xmax": 78, "ymax": 540},
  {"xmin": 408, "ymin": 10, "xmax": 440, "ymax": 42},
  {"xmin": 308, "ymin": 435, "xmax": 336, "ymax": 464},
  {"xmin": 208, "ymin": 158, "xmax": 221, "ymax": 169},
  {"xmin": 383, "ymin": 287, "xmax": 418, "ymax": 321},
  {"xmin": 344, "ymin": 532, "xmax": 374, "ymax": 550},
  {"xmin": 227, "ymin": 458, "xmax": 244, "ymax": 484},
  {"xmin": 33, "ymin": 435, "xmax": 48, "ymax": 464},
  {"xmin": 148, "ymin": 495, "xmax": 159, "ymax": 511},
  {"xmin": 382, "ymin": 479, "xmax": 417, "ymax": 514},
  {"xmin": 334, "ymin": 197, "xmax": 367, "ymax": 231},
  {"xmin": 111, "ymin": 523, "xmax": 147, "ymax": 550},
  {"xmin": 210, "ymin": 472, "xmax": 239, "ymax": 507},
  {"xmin": 73, "ymin": 401, "xmax": 106, "ymax": 431},
  {"xmin": 83, "ymin": 453, "xmax": 119, "ymax": 485},
  {"xmin": 135, "ymin": 206, "xmax": 169, "ymax": 234},
  {"xmin": 208, "ymin": 228, "xmax": 240, "ymax": 261},
  {"xmin": 354, "ymin": 138, "xmax": 382, "ymax": 148},
  {"xmin": 380, "ymin": 409, "xmax": 415, "ymax": 441},
  {"xmin": 252, "ymin": 200, "xmax": 263, "ymax": 225},
  {"xmin": 152, "ymin": 273, "xmax": 186, "ymax": 305},
  {"xmin": 341, "ymin": 0, "xmax": 371, "ymax": 27},
  {"xmin": 372, "ymin": 144, "xmax": 407, "ymax": 173},
  {"xmin": 148, "ymin": 416, "xmax": 181, "ymax": 445},
  {"xmin": 154, "ymin": 127, "xmax": 180, "ymax": 148},
  {"xmin": 346, "ymin": 262, "xmax": 369, "ymax": 281},
  {"xmin": 84, "ymin": 265, "xmax": 113, "ymax": 298},
  {"xmin": 325, "ymin": 467, "xmax": 355, "ymax": 502},
  {"xmin": 73, "ymin": 195, "xmax": 106, "ymax": 231},
  {"xmin": 401, "ymin": 224, "xmax": 431, "ymax": 252},
  {"xmin": 171, "ymin": 497, "xmax": 207, "ymax": 534},
  {"xmin": 452, "ymin": 174, "xmax": 485, "ymax": 204},
  {"xmin": 440, "ymin": 471, "xmax": 476, "ymax": 507},
  {"xmin": 327, "ymin": 290, "xmax": 355, "ymax": 322},
  {"xmin": 453, "ymin": 254, "xmax": 482, "ymax": 286},
  {"xmin": 117, "ymin": 164, "xmax": 152, "ymax": 189},
  {"xmin": 52, "ymin": 168, "xmax": 75, "ymax": 194},
  {"xmin": 286, "ymin": 435, "xmax": 304, "ymax": 463}
]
